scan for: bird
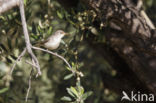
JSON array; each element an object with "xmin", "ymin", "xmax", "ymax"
[{"xmin": 34, "ymin": 30, "xmax": 68, "ymax": 50}]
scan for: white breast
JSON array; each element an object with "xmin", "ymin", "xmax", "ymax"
[{"xmin": 44, "ymin": 38, "xmax": 61, "ymax": 50}]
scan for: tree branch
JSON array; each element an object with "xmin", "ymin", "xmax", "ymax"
[
  {"xmin": 0, "ymin": 0, "xmax": 19, "ymax": 14},
  {"xmin": 10, "ymin": 48, "xmax": 26, "ymax": 75},
  {"xmin": 25, "ymin": 68, "xmax": 33, "ymax": 102},
  {"xmin": 19, "ymin": 0, "xmax": 41, "ymax": 76},
  {"xmin": 32, "ymin": 46, "xmax": 74, "ymax": 74}
]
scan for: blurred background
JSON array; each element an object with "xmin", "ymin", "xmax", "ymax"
[{"xmin": 0, "ymin": 0, "xmax": 156, "ymax": 103}]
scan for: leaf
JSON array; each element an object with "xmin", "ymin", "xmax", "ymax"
[
  {"xmin": 82, "ymin": 91, "xmax": 93, "ymax": 101},
  {"xmin": 10, "ymin": 55, "xmax": 17, "ymax": 60},
  {"xmin": 61, "ymin": 96, "xmax": 72, "ymax": 101},
  {"xmin": 0, "ymin": 43, "xmax": 8, "ymax": 52},
  {"xmin": 70, "ymin": 87, "xmax": 78, "ymax": 97},
  {"xmin": 66, "ymin": 66, "xmax": 71, "ymax": 71},
  {"xmin": 24, "ymin": 0, "xmax": 27, "ymax": 5},
  {"xmin": 66, "ymin": 88, "xmax": 76, "ymax": 98},
  {"xmin": 72, "ymin": 62, "xmax": 75, "ymax": 67},
  {"xmin": 57, "ymin": 11, "xmax": 63, "ymax": 19},
  {"xmin": 64, "ymin": 73, "xmax": 74, "ymax": 80},
  {"xmin": 47, "ymin": 27, "xmax": 53, "ymax": 35},
  {"xmin": 52, "ymin": 20, "xmax": 59, "ymax": 25},
  {"xmin": 0, "ymin": 16, "xmax": 5, "ymax": 20},
  {"xmin": 6, "ymin": 57, "xmax": 12, "ymax": 63},
  {"xmin": 78, "ymin": 86, "xmax": 84, "ymax": 95},
  {"xmin": 0, "ymin": 88, "xmax": 9, "ymax": 94}
]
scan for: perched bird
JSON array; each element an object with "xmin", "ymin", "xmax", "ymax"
[{"xmin": 35, "ymin": 30, "xmax": 68, "ymax": 50}]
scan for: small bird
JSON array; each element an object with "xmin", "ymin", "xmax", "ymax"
[{"xmin": 35, "ymin": 30, "xmax": 68, "ymax": 50}]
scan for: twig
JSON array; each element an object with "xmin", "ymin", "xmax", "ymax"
[
  {"xmin": 10, "ymin": 48, "xmax": 26, "ymax": 75},
  {"xmin": 19, "ymin": 0, "xmax": 41, "ymax": 76},
  {"xmin": 25, "ymin": 60, "xmax": 38, "ymax": 68},
  {"xmin": 32, "ymin": 46, "xmax": 75, "ymax": 74},
  {"xmin": 25, "ymin": 68, "xmax": 33, "ymax": 102},
  {"xmin": 140, "ymin": 10, "xmax": 155, "ymax": 29}
]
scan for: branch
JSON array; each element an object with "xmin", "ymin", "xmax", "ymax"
[
  {"xmin": 19, "ymin": 0, "xmax": 41, "ymax": 76},
  {"xmin": 0, "ymin": 0, "xmax": 20, "ymax": 14},
  {"xmin": 25, "ymin": 68, "xmax": 33, "ymax": 102},
  {"xmin": 10, "ymin": 48, "xmax": 26, "ymax": 75},
  {"xmin": 32, "ymin": 46, "xmax": 75, "ymax": 74},
  {"xmin": 25, "ymin": 60, "xmax": 38, "ymax": 68}
]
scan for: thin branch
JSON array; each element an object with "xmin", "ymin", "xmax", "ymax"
[
  {"xmin": 25, "ymin": 68, "xmax": 33, "ymax": 102},
  {"xmin": 32, "ymin": 46, "xmax": 75, "ymax": 74},
  {"xmin": 140, "ymin": 10, "xmax": 155, "ymax": 29},
  {"xmin": 19, "ymin": 0, "xmax": 41, "ymax": 76},
  {"xmin": 25, "ymin": 60, "xmax": 38, "ymax": 68},
  {"xmin": 10, "ymin": 48, "xmax": 26, "ymax": 75}
]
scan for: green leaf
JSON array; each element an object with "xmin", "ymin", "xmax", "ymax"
[
  {"xmin": 66, "ymin": 66, "xmax": 71, "ymax": 71},
  {"xmin": 57, "ymin": 11, "xmax": 63, "ymax": 19},
  {"xmin": 47, "ymin": 27, "xmax": 53, "ymax": 35},
  {"xmin": 0, "ymin": 16, "xmax": 5, "ymax": 20},
  {"xmin": 70, "ymin": 87, "xmax": 78, "ymax": 97},
  {"xmin": 24, "ymin": 0, "xmax": 27, "ymax": 5},
  {"xmin": 78, "ymin": 86, "xmax": 84, "ymax": 95},
  {"xmin": 6, "ymin": 57, "xmax": 12, "ymax": 63},
  {"xmin": 10, "ymin": 55, "xmax": 17, "ymax": 60},
  {"xmin": 0, "ymin": 88, "xmax": 9, "ymax": 94},
  {"xmin": 64, "ymin": 73, "xmax": 74, "ymax": 80},
  {"xmin": 52, "ymin": 20, "xmax": 59, "ymax": 25},
  {"xmin": 61, "ymin": 96, "xmax": 72, "ymax": 101},
  {"xmin": 82, "ymin": 91, "xmax": 93, "ymax": 101},
  {"xmin": 72, "ymin": 62, "xmax": 75, "ymax": 67},
  {"xmin": 66, "ymin": 88, "xmax": 76, "ymax": 98}
]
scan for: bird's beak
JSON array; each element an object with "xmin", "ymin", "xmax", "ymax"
[{"xmin": 64, "ymin": 33, "xmax": 69, "ymax": 35}]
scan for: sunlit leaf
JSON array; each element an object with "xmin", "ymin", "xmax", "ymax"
[
  {"xmin": 61, "ymin": 96, "xmax": 72, "ymax": 101},
  {"xmin": 78, "ymin": 86, "xmax": 84, "ymax": 95},
  {"xmin": 64, "ymin": 73, "xmax": 74, "ymax": 80},
  {"xmin": 70, "ymin": 86, "xmax": 78, "ymax": 97},
  {"xmin": 0, "ymin": 88, "xmax": 9, "ymax": 94},
  {"xmin": 57, "ymin": 11, "xmax": 63, "ymax": 19},
  {"xmin": 66, "ymin": 88, "xmax": 76, "ymax": 98},
  {"xmin": 47, "ymin": 27, "xmax": 53, "ymax": 35}
]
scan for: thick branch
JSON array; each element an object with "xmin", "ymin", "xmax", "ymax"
[
  {"xmin": 19, "ymin": 0, "xmax": 41, "ymax": 76},
  {"xmin": 0, "ymin": 0, "xmax": 19, "ymax": 14}
]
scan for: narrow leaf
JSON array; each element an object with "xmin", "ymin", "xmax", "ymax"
[
  {"xmin": 70, "ymin": 87, "xmax": 78, "ymax": 97},
  {"xmin": 57, "ymin": 11, "xmax": 63, "ymax": 19},
  {"xmin": 67, "ymin": 88, "xmax": 76, "ymax": 98},
  {"xmin": 64, "ymin": 73, "xmax": 74, "ymax": 80},
  {"xmin": 61, "ymin": 96, "xmax": 72, "ymax": 101},
  {"xmin": 0, "ymin": 88, "xmax": 9, "ymax": 94}
]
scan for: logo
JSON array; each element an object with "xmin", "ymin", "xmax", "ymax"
[{"xmin": 121, "ymin": 91, "xmax": 154, "ymax": 102}]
